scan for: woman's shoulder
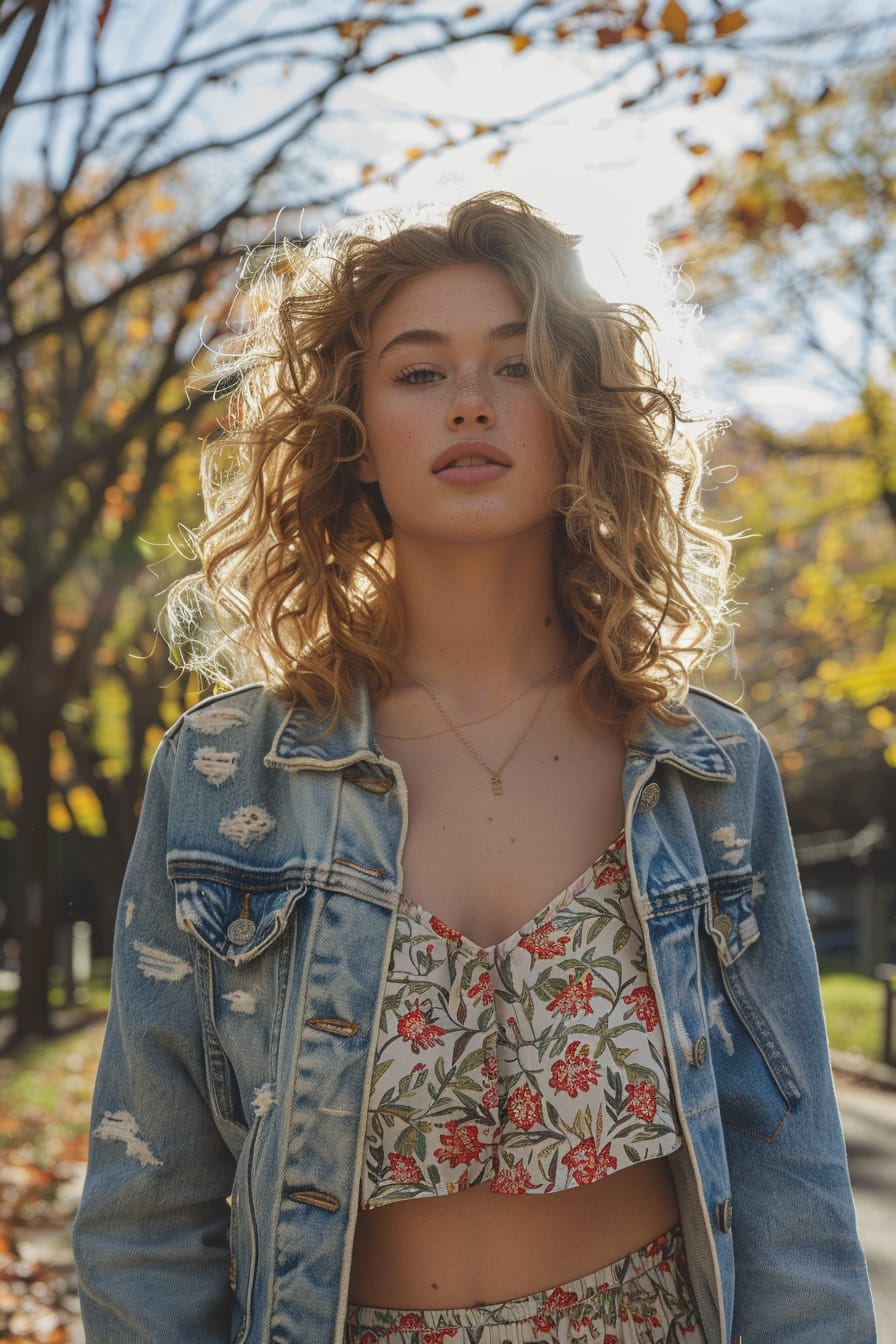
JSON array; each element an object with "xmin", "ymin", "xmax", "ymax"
[
  {"xmin": 683, "ymin": 686, "xmax": 757, "ymax": 739},
  {"xmin": 162, "ymin": 683, "xmax": 297, "ymax": 750}
]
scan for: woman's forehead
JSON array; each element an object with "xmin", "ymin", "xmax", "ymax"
[{"xmin": 370, "ymin": 262, "xmax": 528, "ymax": 344}]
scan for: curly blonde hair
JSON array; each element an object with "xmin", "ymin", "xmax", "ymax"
[{"xmin": 166, "ymin": 191, "xmax": 732, "ymax": 733}]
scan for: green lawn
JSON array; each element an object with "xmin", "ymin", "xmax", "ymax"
[{"xmin": 819, "ymin": 970, "xmax": 885, "ymax": 1061}]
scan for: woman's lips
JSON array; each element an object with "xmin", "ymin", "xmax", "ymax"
[{"xmin": 434, "ymin": 463, "xmax": 511, "ymax": 484}]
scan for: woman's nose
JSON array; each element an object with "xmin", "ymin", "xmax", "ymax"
[{"xmin": 448, "ymin": 373, "xmax": 495, "ymax": 428}]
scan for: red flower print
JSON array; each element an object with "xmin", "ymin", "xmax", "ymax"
[
  {"xmin": 544, "ymin": 1285, "xmax": 579, "ymax": 1310},
  {"xmin": 625, "ymin": 1080, "xmax": 657, "ymax": 1122},
  {"xmin": 623, "ymin": 984, "xmax": 659, "ymax": 1031},
  {"xmin": 604, "ymin": 1335, "xmax": 619, "ymax": 1344},
  {"xmin": 423, "ymin": 1331, "xmax": 460, "ymax": 1343},
  {"xmin": 561, "ymin": 1137, "xmax": 618, "ymax": 1185},
  {"xmin": 518, "ymin": 920, "xmax": 572, "ymax": 960},
  {"xmin": 594, "ymin": 863, "xmax": 628, "ymax": 888},
  {"xmin": 430, "ymin": 914, "xmax": 464, "ymax": 942},
  {"xmin": 397, "ymin": 997, "xmax": 446, "ymax": 1053},
  {"xmin": 646, "ymin": 1235, "xmax": 666, "ymax": 1256},
  {"xmin": 483, "ymin": 1054, "xmax": 498, "ymax": 1081},
  {"xmin": 359, "ymin": 1333, "xmax": 378, "ymax": 1344},
  {"xmin": 506, "ymin": 1084, "xmax": 543, "ymax": 1131},
  {"xmin": 549, "ymin": 1041, "xmax": 599, "ymax": 1098},
  {"xmin": 490, "ymin": 1159, "xmax": 537, "ymax": 1194},
  {"xmin": 434, "ymin": 1119, "xmax": 484, "ymax": 1167},
  {"xmin": 387, "ymin": 1152, "xmax": 423, "ymax": 1184},
  {"xmin": 398, "ymin": 1313, "xmax": 425, "ymax": 1328},
  {"xmin": 546, "ymin": 971, "xmax": 595, "ymax": 1018},
  {"xmin": 467, "ymin": 970, "xmax": 494, "ymax": 1005},
  {"xmin": 483, "ymin": 1084, "xmax": 499, "ymax": 1108}
]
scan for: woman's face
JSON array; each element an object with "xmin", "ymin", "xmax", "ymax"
[{"xmin": 358, "ymin": 262, "xmax": 560, "ymax": 547}]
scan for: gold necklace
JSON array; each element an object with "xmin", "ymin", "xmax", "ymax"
[
  {"xmin": 376, "ymin": 662, "xmax": 556, "ymax": 741},
  {"xmin": 395, "ymin": 650, "xmax": 566, "ymax": 796}
]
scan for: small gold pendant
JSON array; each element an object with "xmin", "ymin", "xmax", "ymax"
[{"xmin": 490, "ymin": 773, "xmax": 503, "ymax": 796}]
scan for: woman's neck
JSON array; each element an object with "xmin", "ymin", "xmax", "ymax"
[{"xmin": 389, "ymin": 531, "xmax": 568, "ymax": 708}]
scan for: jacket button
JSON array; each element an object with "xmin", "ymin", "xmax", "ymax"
[
  {"xmin": 227, "ymin": 916, "xmax": 257, "ymax": 945},
  {"xmin": 717, "ymin": 1198, "xmax": 733, "ymax": 1233},
  {"xmin": 692, "ymin": 1035, "xmax": 707, "ymax": 1068},
  {"xmin": 637, "ymin": 782, "xmax": 661, "ymax": 813}
]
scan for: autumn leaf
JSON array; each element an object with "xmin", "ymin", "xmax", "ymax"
[
  {"xmin": 596, "ymin": 26, "xmax": 624, "ymax": 47},
  {"xmin": 509, "ymin": 33, "xmax": 531, "ymax": 53},
  {"xmin": 472, "ymin": 122, "xmax": 492, "ymax": 136},
  {"xmin": 688, "ymin": 143, "xmax": 710, "ymax": 155},
  {"xmin": 686, "ymin": 173, "xmax": 715, "ymax": 205},
  {"xmin": 488, "ymin": 148, "xmax": 509, "ymax": 166},
  {"xmin": 96, "ymin": 0, "xmax": 113, "ymax": 37},
  {"xmin": 704, "ymin": 73, "xmax": 728, "ymax": 98},
  {"xmin": 783, "ymin": 197, "xmax": 810, "ymax": 229},
  {"xmin": 731, "ymin": 190, "xmax": 766, "ymax": 229},
  {"xmin": 405, "ymin": 147, "xmax": 424, "ymax": 160},
  {"xmin": 660, "ymin": 0, "xmax": 689, "ymax": 44},
  {"xmin": 714, "ymin": 9, "xmax": 749, "ymax": 37},
  {"xmin": 461, "ymin": 4, "xmax": 483, "ymax": 15},
  {"xmin": 361, "ymin": 164, "xmax": 377, "ymax": 184}
]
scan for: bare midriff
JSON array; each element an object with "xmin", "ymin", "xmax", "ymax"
[{"xmin": 347, "ymin": 1156, "xmax": 680, "ymax": 1308}]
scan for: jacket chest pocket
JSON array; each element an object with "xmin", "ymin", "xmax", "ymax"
[
  {"xmin": 701, "ymin": 874, "xmax": 801, "ymax": 1141},
  {"xmin": 173, "ymin": 871, "xmax": 307, "ymax": 1130}
]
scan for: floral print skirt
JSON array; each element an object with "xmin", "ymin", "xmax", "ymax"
[{"xmin": 344, "ymin": 1224, "xmax": 705, "ymax": 1344}]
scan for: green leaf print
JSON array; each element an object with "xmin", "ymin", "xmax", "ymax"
[{"xmin": 612, "ymin": 924, "xmax": 631, "ymax": 953}]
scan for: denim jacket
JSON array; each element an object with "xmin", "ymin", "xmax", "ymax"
[{"xmin": 72, "ymin": 682, "xmax": 875, "ymax": 1344}]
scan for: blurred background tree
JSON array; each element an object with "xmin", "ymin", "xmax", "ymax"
[
  {"xmin": 658, "ymin": 57, "xmax": 895, "ymax": 806},
  {"xmin": 1, "ymin": 0, "xmax": 893, "ymax": 1040}
]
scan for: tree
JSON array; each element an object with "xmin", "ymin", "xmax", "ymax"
[
  {"xmin": 1, "ymin": 0, "xmax": 887, "ymax": 1038},
  {"xmin": 658, "ymin": 63, "xmax": 896, "ymax": 770}
]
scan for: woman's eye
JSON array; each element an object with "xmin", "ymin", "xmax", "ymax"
[
  {"xmin": 500, "ymin": 361, "xmax": 530, "ymax": 378},
  {"xmin": 396, "ymin": 367, "xmax": 440, "ymax": 385}
]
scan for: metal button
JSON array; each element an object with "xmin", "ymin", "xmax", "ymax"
[
  {"xmin": 637, "ymin": 781, "xmax": 661, "ymax": 813},
  {"xmin": 717, "ymin": 1197, "xmax": 733, "ymax": 1233},
  {"xmin": 712, "ymin": 911, "xmax": 734, "ymax": 939},
  {"xmin": 227, "ymin": 916, "xmax": 256, "ymax": 945},
  {"xmin": 693, "ymin": 1035, "xmax": 707, "ymax": 1068},
  {"xmin": 228, "ymin": 893, "xmax": 256, "ymax": 945}
]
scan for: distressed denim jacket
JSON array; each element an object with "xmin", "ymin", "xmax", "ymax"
[{"xmin": 72, "ymin": 683, "xmax": 876, "ymax": 1344}]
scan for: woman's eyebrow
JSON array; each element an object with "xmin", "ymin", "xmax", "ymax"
[{"xmin": 376, "ymin": 319, "xmax": 527, "ymax": 362}]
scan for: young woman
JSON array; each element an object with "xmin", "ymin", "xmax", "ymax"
[{"xmin": 72, "ymin": 193, "xmax": 876, "ymax": 1344}]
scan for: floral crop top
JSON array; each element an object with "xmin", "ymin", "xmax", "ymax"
[{"xmin": 360, "ymin": 832, "xmax": 682, "ymax": 1208}]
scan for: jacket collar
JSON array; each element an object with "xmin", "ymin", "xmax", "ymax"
[
  {"xmin": 265, "ymin": 682, "xmax": 736, "ymax": 782},
  {"xmin": 627, "ymin": 702, "xmax": 736, "ymax": 782}
]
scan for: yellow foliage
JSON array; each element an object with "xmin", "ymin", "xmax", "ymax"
[
  {"xmin": 714, "ymin": 9, "xmax": 748, "ymax": 37},
  {"xmin": 48, "ymin": 792, "xmax": 72, "ymax": 833},
  {"xmin": 67, "ymin": 785, "xmax": 107, "ymax": 836},
  {"xmin": 660, "ymin": 0, "xmax": 689, "ymax": 43},
  {"xmin": 867, "ymin": 705, "xmax": 894, "ymax": 730}
]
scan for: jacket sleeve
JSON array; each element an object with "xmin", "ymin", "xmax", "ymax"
[
  {"xmin": 72, "ymin": 733, "xmax": 236, "ymax": 1342},
  {"xmin": 725, "ymin": 729, "xmax": 877, "ymax": 1342}
]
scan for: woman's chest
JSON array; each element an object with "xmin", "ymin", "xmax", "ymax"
[{"xmin": 384, "ymin": 715, "xmax": 626, "ymax": 950}]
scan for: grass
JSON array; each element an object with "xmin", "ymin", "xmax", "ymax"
[{"xmin": 819, "ymin": 970, "xmax": 885, "ymax": 1061}]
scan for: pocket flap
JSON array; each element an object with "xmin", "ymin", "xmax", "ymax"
[
  {"xmin": 705, "ymin": 874, "xmax": 761, "ymax": 968},
  {"xmin": 173, "ymin": 873, "xmax": 307, "ymax": 965}
]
